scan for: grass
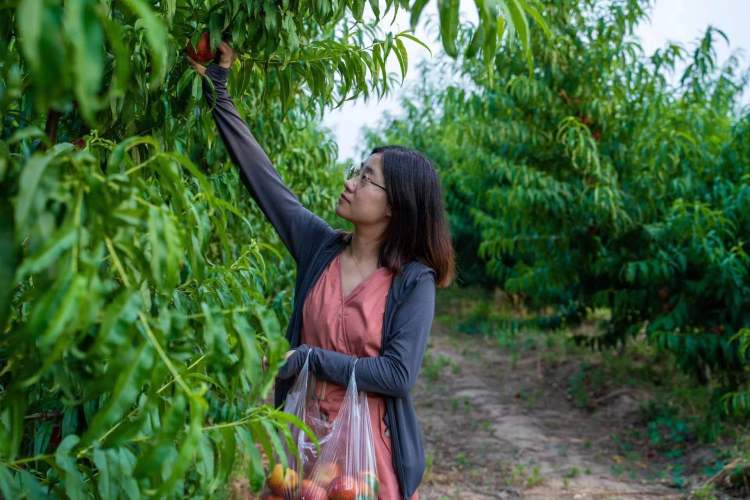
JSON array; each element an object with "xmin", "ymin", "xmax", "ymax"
[
  {"xmin": 421, "ymin": 352, "xmax": 454, "ymax": 383},
  {"xmin": 506, "ymin": 463, "xmax": 544, "ymax": 488}
]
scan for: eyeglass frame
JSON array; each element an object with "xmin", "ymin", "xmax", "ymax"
[{"xmin": 345, "ymin": 162, "xmax": 387, "ymax": 192}]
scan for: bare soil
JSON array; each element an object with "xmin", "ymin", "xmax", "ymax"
[{"xmin": 414, "ymin": 320, "xmax": 688, "ymax": 499}]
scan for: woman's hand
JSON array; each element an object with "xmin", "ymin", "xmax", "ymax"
[
  {"xmin": 261, "ymin": 349, "xmax": 297, "ymax": 371},
  {"xmin": 186, "ymin": 40, "xmax": 237, "ymax": 76},
  {"xmin": 278, "ymin": 345, "xmax": 313, "ymax": 380}
]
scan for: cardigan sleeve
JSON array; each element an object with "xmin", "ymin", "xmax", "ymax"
[
  {"xmin": 202, "ymin": 64, "xmax": 337, "ymax": 265},
  {"xmin": 278, "ymin": 271, "xmax": 436, "ymax": 398}
]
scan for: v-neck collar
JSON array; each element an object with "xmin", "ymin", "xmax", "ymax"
[{"xmin": 337, "ymin": 252, "xmax": 387, "ymax": 303}]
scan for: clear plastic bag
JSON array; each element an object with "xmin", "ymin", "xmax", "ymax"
[
  {"xmin": 261, "ymin": 355, "xmax": 380, "ymax": 500},
  {"xmin": 302, "ymin": 359, "xmax": 379, "ymax": 500},
  {"xmin": 262, "ymin": 350, "xmax": 330, "ymax": 500}
]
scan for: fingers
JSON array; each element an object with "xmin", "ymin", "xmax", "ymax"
[
  {"xmin": 218, "ymin": 41, "xmax": 233, "ymax": 54},
  {"xmin": 218, "ymin": 41, "xmax": 237, "ymax": 67},
  {"xmin": 185, "ymin": 55, "xmax": 206, "ymax": 76},
  {"xmin": 186, "ymin": 57, "xmax": 206, "ymax": 75}
]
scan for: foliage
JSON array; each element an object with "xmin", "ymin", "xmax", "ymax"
[
  {"xmin": 364, "ymin": 0, "xmax": 750, "ymax": 417},
  {"xmin": 0, "ymin": 0, "xmax": 547, "ymax": 496}
]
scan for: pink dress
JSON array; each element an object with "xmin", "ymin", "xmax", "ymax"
[{"xmin": 300, "ymin": 252, "xmax": 419, "ymax": 500}]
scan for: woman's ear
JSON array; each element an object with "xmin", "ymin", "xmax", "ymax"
[{"xmin": 385, "ymin": 203, "xmax": 392, "ymax": 217}]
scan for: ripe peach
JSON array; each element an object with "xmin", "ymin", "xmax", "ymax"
[
  {"xmin": 313, "ymin": 461, "xmax": 340, "ymax": 488},
  {"xmin": 327, "ymin": 475, "xmax": 357, "ymax": 500},
  {"xmin": 300, "ymin": 479, "xmax": 326, "ymax": 500},
  {"xmin": 266, "ymin": 463, "xmax": 298, "ymax": 495},
  {"xmin": 185, "ymin": 32, "xmax": 214, "ymax": 63},
  {"xmin": 357, "ymin": 471, "xmax": 379, "ymax": 497}
]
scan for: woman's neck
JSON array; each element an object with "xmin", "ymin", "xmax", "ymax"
[{"xmin": 348, "ymin": 229, "xmax": 382, "ymax": 269}]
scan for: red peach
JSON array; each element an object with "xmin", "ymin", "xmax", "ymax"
[
  {"xmin": 327, "ymin": 475, "xmax": 357, "ymax": 500},
  {"xmin": 300, "ymin": 479, "xmax": 326, "ymax": 500},
  {"xmin": 185, "ymin": 32, "xmax": 214, "ymax": 63}
]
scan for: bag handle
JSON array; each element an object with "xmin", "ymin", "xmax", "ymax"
[{"xmin": 349, "ymin": 358, "xmax": 359, "ymax": 393}]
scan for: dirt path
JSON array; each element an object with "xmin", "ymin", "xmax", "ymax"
[{"xmin": 413, "ymin": 320, "xmax": 685, "ymax": 499}]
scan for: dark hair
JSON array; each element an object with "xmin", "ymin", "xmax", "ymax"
[{"xmin": 352, "ymin": 145, "xmax": 455, "ymax": 288}]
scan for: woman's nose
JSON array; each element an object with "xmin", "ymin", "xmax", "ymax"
[{"xmin": 344, "ymin": 179, "xmax": 357, "ymax": 192}]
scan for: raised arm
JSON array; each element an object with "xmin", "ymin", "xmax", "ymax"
[
  {"xmin": 279, "ymin": 270, "xmax": 437, "ymax": 398},
  {"xmin": 201, "ymin": 63, "xmax": 336, "ymax": 264}
]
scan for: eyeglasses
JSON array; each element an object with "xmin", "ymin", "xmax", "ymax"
[{"xmin": 345, "ymin": 162, "xmax": 387, "ymax": 191}]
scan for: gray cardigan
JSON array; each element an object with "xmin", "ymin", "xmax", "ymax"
[{"xmin": 203, "ymin": 64, "xmax": 435, "ymax": 499}]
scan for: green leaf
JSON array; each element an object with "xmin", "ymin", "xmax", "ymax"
[
  {"xmin": 233, "ymin": 314, "xmax": 263, "ymax": 397},
  {"xmin": 0, "ymin": 196, "xmax": 16, "ymax": 332},
  {"xmin": 15, "ymin": 223, "xmax": 77, "ymax": 282},
  {"xmin": 398, "ymin": 31, "xmax": 432, "ymax": 58},
  {"xmin": 196, "ymin": 433, "xmax": 215, "ymax": 485},
  {"xmin": 260, "ymin": 419, "xmax": 287, "ymax": 466},
  {"xmin": 32, "ymin": 421, "xmax": 53, "ymax": 455},
  {"xmin": 0, "ymin": 466, "xmax": 16, "ymax": 500},
  {"xmin": 410, "ymin": 0, "xmax": 430, "ymax": 30},
  {"xmin": 8, "ymin": 126, "xmax": 47, "ymax": 145},
  {"xmin": 465, "ymin": 22, "xmax": 486, "ymax": 59},
  {"xmin": 154, "ymin": 396, "xmax": 206, "ymax": 496},
  {"xmin": 89, "ymin": 290, "xmax": 142, "ymax": 356},
  {"xmin": 0, "ymin": 390, "xmax": 26, "ymax": 460},
  {"xmin": 16, "ymin": 0, "xmax": 66, "ymax": 108},
  {"xmin": 523, "ymin": 1, "xmax": 552, "ymax": 39},
  {"xmin": 351, "ymin": 0, "xmax": 365, "ymax": 21},
  {"xmin": 368, "ymin": 0, "xmax": 380, "ymax": 18},
  {"xmin": 17, "ymin": 272, "xmax": 86, "ymax": 386},
  {"xmin": 91, "ymin": 447, "xmax": 139, "ymax": 497},
  {"xmin": 55, "ymin": 435, "xmax": 87, "ymax": 500},
  {"xmin": 96, "ymin": 7, "xmax": 131, "ymax": 99},
  {"xmin": 394, "ymin": 37, "xmax": 409, "ymax": 82},
  {"xmin": 79, "ymin": 342, "xmax": 154, "ymax": 448},
  {"xmin": 236, "ymin": 427, "xmax": 265, "ymax": 492},
  {"xmin": 121, "ymin": 0, "xmax": 167, "ymax": 90},
  {"xmin": 64, "ymin": 0, "xmax": 105, "ymax": 125},
  {"xmin": 273, "ymin": 410, "xmax": 318, "ymax": 450},
  {"xmin": 506, "ymin": 0, "xmax": 532, "ymax": 74},
  {"xmin": 14, "ymin": 152, "xmax": 54, "ymax": 231},
  {"xmin": 438, "ymin": 0, "xmax": 460, "ymax": 58},
  {"xmin": 215, "ymin": 427, "xmax": 236, "ymax": 486},
  {"xmin": 107, "ymin": 135, "xmax": 160, "ymax": 170}
]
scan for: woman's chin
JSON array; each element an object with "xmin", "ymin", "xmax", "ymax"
[{"xmin": 335, "ymin": 205, "xmax": 350, "ymax": 221}]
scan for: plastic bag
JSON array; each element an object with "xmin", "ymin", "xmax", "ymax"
[
  {"xmin": 262, "ymin": 350, "xmax": 331, "ymax": 499},
  {"xmin": 302, "ymin": 359, "xmax": 379, "ymax": 500},
  {"xmin": 261, "ymin": 356, "xmax": 380, "ymax": 500}
]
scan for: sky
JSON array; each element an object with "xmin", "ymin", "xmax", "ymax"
[{"xmin": 322, "ymin": 0, "xmax": 750, "ymax": 164}]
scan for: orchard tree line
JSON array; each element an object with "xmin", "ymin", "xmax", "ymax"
[
  {"xmin": 364, "ymin": 0, "xmax": 750, "ymax": 426},
  {"xmin": 0, "ymin": 0, "xmax": 548, "ymax": 497}
]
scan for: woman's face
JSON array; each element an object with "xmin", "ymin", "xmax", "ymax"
[{"xmin": 335, "ymin": 153, "xmax": 391, "ymax": 226}]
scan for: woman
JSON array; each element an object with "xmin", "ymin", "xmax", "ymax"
[{"xmin": 187, "ymin": 42, "xmax": 454, "ymax": 500}]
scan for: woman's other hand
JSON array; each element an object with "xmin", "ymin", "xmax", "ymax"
[
  {"xmin": 277, "ymin": 345, "xmax": 313, "ymax": 380},
  {"xmin": 186, "ymin": 40, "xmax": 237, "ymax": 76},
  {"xmin": 261, "ymin": 347, "xmax": 303, "ymax": 374}
]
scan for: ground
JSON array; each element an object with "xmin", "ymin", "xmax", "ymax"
[
  {"xmin": 414, "ymin": 319, "xmax": 684, "ymax": 499},
  {"xmin": 411, "ymin": 288, "xmax": 746, "ymax": 500}
]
